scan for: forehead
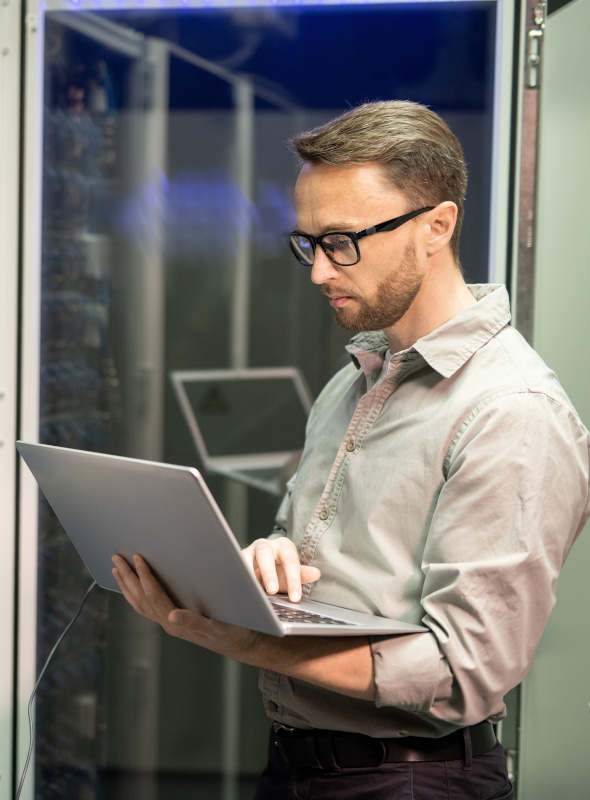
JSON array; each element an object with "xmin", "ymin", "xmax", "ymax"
[{"xmin": 294, "ymin": 163, "xmax": 407, "ymax": 230}]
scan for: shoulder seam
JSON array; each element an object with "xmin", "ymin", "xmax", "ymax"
[{"xmin": 442, "ymin": 387, "xmax": 582, "ymax": 478}]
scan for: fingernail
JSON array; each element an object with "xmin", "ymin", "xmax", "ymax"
[
  {"xmin": 289, "ymin": 591, "xmax": 300, "ymax": 603},
  {"xmin": 266, "ymin": 582, "xmax": 278, "ymax": 594}
]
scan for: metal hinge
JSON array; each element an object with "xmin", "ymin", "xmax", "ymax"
[{"xmin": 527, "ymin": 1, "xmax": 547, "ymax": 88}]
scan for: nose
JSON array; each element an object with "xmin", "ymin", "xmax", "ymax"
[{"xmin": 310, "ymin": 246, "xmax": 341, "ymax": 285}]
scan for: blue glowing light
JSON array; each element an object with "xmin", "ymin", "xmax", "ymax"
[
  {"xmin": 60, "ymin": 0, "xmax": 372, "ymax": 11},
  {"xmin": 113, "ymin": 168, "xmax": 294, "ymax": 263}
]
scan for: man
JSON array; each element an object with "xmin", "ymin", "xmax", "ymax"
[{"xmin": 112, "ymin": 101, "xmax": 590, "ymax": 799}]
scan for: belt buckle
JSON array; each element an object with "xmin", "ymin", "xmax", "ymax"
[
  {"xmin": 368, "ymin": 738, "xmax": 388, "ymax": 768},
  {"xmin": 316, "ymin": 733, "xmax": 387, "ymax": 771},
  {"xmin": 353, "ymin": 736, "xmax": 387, "ymax": 768}
]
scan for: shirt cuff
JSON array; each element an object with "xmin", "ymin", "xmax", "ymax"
[{"xmin": 370, "ymin": 632, "xmax": 444, "ymax": 712}]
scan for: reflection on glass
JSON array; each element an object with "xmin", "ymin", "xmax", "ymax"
[{"xmin": 183, "ymin": 377, "xmax": 309, "ymax": 457}]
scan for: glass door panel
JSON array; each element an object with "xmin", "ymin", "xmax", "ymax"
[{"xmin": 33, "ymin": 4, "xmax": 498, "ymax": 798}]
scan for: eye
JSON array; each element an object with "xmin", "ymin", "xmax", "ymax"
[{"xmin": 323, "ymin": 233, "xmax": 354, "ymax": 253}]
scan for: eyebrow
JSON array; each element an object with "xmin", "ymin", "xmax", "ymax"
[{"xmin": 293, "ymin": 221, "xmax": 359, "ymax": 236}]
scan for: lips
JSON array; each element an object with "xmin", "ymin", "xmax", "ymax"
[{"xmin": 322, "ymin": 286, "xmax": 355, "ymax": 307}]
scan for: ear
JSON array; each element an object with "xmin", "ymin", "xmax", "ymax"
[{"xmin": 425, "ymin": 202, "xmax": 457, "ymax": 256}]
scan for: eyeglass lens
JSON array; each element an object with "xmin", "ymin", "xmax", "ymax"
[
  {"xmin": 322, "ymin": 234, "xmax": 358, "ymax": 265},
  {"xmin": 291, "ymin": 234, "xmax": 314, "ymax": 265},
  {"xmin": 290, "ymin": 233, "xmax": 358, "ymax": 266}
]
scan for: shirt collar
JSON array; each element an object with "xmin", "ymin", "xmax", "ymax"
[{"xmin": 346, "ymin": 284, "xmax": 512, "ymax": 380}]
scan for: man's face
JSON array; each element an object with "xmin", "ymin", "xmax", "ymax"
[{"xmin": 294, "ymin": 163, "xmax": 427, "ymax": 334}]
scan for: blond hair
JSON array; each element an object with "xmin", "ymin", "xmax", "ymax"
[{"xmin": 291, "ymin": 101, "xmax": 467, "ymax": 262}]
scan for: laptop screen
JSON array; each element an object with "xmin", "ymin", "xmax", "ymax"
[{"xmin": 181, "ymin": 376, "xmax": 309, "ymax": 457}]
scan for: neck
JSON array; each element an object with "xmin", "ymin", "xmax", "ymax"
[{"xmin": 383, "ymin": 258, "xmax": 476, "ymax": 354}]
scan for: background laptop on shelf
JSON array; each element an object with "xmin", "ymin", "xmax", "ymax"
[
  {"xmin": 170, "ymin": 367, "xmax": 314, "ymax": 496},
  {"xmin": 16, "ymin": 442, "xmax": 427, "ymax": 639}
]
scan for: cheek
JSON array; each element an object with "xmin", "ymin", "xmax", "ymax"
[
  {"xmin": 356, "ymin": 260, "xmax": 392, "ymax": 295},
  {"xmin": 340, "ymin": 274, "xmax": 367, "ymax": 299}
]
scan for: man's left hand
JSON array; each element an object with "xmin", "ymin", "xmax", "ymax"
[
  {"xmin": 112, "ymin": 552, "xmax": 376, "ymax": 701},
  {"xmin": 111, "ymin": 554, "xmax": 261, "ymax": 663}
]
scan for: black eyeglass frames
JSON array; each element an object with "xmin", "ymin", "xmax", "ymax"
[{"xmin": 289, "ymin": 207, "xmax": 434, "ymax": 267}]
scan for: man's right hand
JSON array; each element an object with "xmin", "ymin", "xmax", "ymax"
[{"xmin": 242, "ymin": 537, "xmax": 321, "ymax": 603}]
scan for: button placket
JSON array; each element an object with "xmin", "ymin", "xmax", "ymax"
[{"xmin": 300, "ymin": 371, "xmax": 402, "ymax": 575}]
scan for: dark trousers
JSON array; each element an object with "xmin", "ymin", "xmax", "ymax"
[{"xmin": 253, "ymin": 728, "xmax": 514, "ymax": 800}]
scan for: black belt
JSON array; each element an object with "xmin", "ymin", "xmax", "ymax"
[{"xmin": 273, "ymin": 721, "xmax": 496, "ymax": 772}]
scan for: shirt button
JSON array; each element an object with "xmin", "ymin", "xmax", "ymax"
[
  {"xmin": 319, "ymin": 509, "xmax": 329, "ymax": 520},
  {"xmin": 267, "ymin": 701, "xmax": 278, "ymax": 713},
  {"xmin": 346, "ymin": 440, "xmax": 356, "ymax": 452}
]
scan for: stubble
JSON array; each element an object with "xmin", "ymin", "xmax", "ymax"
[{"xmin": 324, "ymin": 242, "xmax": 423, "ymax": 333}]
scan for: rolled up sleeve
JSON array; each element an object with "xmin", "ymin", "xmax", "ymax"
[{"xmin": 370, "ymin": 391, "xmax": 590, "ymax": 726}]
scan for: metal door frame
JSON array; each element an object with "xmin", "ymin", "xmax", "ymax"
[{"xmin": 0, "ymin": 0, "xmax": 23, "ymax": 797}]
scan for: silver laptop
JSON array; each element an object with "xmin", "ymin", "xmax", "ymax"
[
  {"xmin": 170, "ymin": 367, "xmax": 314, "ymax": 496},
  {"xmin": 17, "ymin": 441, "xmax": 427, "ymax": 638}
]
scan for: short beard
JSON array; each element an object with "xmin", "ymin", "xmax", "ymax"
[{"xmin": 327, "ymin": 243, "xmax": 423, "ymax": 333}]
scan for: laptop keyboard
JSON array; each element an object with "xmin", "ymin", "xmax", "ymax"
[{"xmin": 270, "ymin": 601, "xmax": 357, "ymax": 626}]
